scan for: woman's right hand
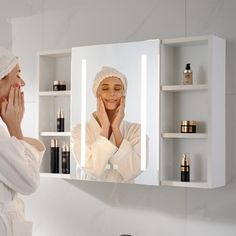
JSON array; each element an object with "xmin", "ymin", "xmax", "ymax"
[
  {"xmin": 0, "ymin": 85, "xmax": 24, "ymax": 139},
  {"xmin": 96, "ymin": 96, "xmax": 110, "ymax": 138}
]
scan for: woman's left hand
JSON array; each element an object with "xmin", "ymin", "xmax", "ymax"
[
  {"xmin": 111, "ymin": 96, "xmax": 125, "ymax": 130},
  {"xmin": 0, "ymin": 85, "xmax": 24, "ymax": 139}
]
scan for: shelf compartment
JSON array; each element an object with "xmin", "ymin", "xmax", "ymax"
[
  {"xmin": 39, "ymin": 90, "xmax": 71, "ymax": 96},
  {"xmin": 162, "ymin": 133, "xmax": 207, "ymax": 139},
  {"xmin": 40, "ymin": 132, "xmax": 71, "ymax": 137},
  {"xmin": 38, "ymin": 49, "xmax": 73, "ymax": 177},
  {"xmin": 39, "ymin": 96, "xmax": 71, "ymax": 133},
  {"xmin": 160, "ymin": 91, "xmax": 208, "ymax": 133},
  {"xmin": 38, "ymin": 51, "xmax": 71, "ymax": 92},
  {"xmin": 161, "ymin": 38, "xmax": 208, "ymax": 86},
  {"xmin": 160, "ymin": 36, "xmax": 226, "ymax": 188},
  {"xmin": 39, "ymin": 136, "xmax": 71, "ymax": 173},
  {"xmin": 160, "ymin": 138, "xmax": 208, "ymax": 184},
  {"xmin": 161, "ymin": 84, "xmax": 208, "ymax": 92}
]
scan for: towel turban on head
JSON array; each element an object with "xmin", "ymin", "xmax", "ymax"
[
  {"xmin": 92, "ymin": 66, "xmax": 127, "ymax": 96},
  {"xmin": 0, "ymin": 47, "xmax": 18, "ymax": 80}
]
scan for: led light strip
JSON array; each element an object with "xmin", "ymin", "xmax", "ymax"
[
  {"xmin": 141, "ymin": 54, "xmax": 147, "ymax": 171},
  {"xmin": 80, "ymin": 59, "xmax": 87, "ymax": 167}
]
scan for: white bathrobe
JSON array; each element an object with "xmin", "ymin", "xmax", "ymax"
[
  {"xmin": 0, "ymin": 125, "xmax": 45, "ymax": 236},
  {"xmin": 71, "ymin": 115, "xmax": 145, "ymax": 183}
]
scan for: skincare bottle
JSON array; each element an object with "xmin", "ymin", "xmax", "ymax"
[
  {"xmin": 181, "ymin": 153, "xmax": 190, "ymax": 182},
  {"xmin": 50, "ymin": 139, "xmax": 59, "ymax": 173},
  {"xmin": 57, "ymin": 108, "xmax": 64, "ymax": 132},
  {"xmin": 183, "ymin": 63, "xmax": 193, "ymax": 85},
  {"xmin": 62, "ymin": 143, "xmax": 70, "ymax": 174}
]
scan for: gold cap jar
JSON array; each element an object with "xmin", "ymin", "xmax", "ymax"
[
  {"xmin": 53, "ymin": 80, "xmax": 66, "ymax": 91},
  {"xmin": 180, "ymin": 120, "xmax": 197, "ymax": 133}
]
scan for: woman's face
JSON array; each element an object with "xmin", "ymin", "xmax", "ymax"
[
  {"xmin": 97, "ymin": 76, "xmax": 124, "ymax": 110},
  {"xmin": 0, "ymin": 64, "xmax": 25, "ymax": 99}
]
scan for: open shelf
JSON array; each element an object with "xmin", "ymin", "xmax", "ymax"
[
  {"xmin": 160, "ymin": 35, "xmax": 225, "ymax": 188},
  {"xmin": 161, "ymin": 84, "xmax": 208, "ymax": 92},
  {"xmin": 161, "ymin": 180, "xmax": 209, "ymax": 188},
  {"xmin": 40, "ymin": 132, "xmax": 71, "ymax": 137},
  {"xmin": 40, "ymin": 173, "xmax": 71, "ymax": 179},
  {"xmin": 39, "ymin": 90, "xmax": 71, "ymax": 96},
  {"xmin": 38, "ymin": 49, "xmax": 73, "ymax": 177},
  {"xmin": 161, "ymin": 133, "xmax": 207, "ymax": 139}
]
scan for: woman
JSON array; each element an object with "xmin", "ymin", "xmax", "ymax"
[
  {"xmin": 72, "ymin": 66, "xmax": 145, "ymax": 183},
  {"xmin": 0, "ymin": 47, "xmax": 45, "ymax": 236}
]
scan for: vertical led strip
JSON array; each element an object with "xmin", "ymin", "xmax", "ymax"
[
  {"xmin": 80, "ymin": 59, "xmax": 87, "ymax": 167},
  {"xmin": 141, "ymin": 54, "xmax": 147, "ymax": 171}
]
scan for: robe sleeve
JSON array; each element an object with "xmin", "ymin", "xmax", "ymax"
[
  {"xmin": 71, "ymin": 124, "xmax": 118, "ymax": 178},
  {"xmin": 110, "ymin": 123, "xmax": 147, "ymax": 182},
  {"xmin": 0, "ymin": 132, "xmax": 45, "ymax": 195}
]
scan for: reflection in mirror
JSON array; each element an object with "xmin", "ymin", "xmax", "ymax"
[{"xmin": 71, "ymin": 40, "xmax": 160, "ymax": 185}]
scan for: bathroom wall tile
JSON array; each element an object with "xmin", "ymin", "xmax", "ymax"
[{"xmin": 187, "ymin": 0, "xmax": 236, "ymax": 95}]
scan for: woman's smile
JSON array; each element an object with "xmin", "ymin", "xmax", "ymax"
[{"xmin": 98, "ymin": 76, "xmax": 124, "ymax": 110}]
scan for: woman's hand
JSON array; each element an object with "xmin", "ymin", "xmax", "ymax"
[
  {"xmin": 111, "ymin": 96, "xmax": 125, "ymax": 130},
  {"xmin": 110, "ymin": 96, "xmax": 125, "ymax": 147},
  {"xmin": 0, "ymin": 85, "xmax": 24, "ymax": 139},
  {"xmin": 96, "ymin": 96, "xmax": 110, "ymax": 138}
]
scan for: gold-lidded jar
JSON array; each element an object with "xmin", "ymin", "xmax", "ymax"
[
  {"xmin": 53, "ymin": 80, "xmax": 66, "ymax": 91},
  {"xmin": 180, "ymin": 120, "xmax": 197, "ymax": 133}
]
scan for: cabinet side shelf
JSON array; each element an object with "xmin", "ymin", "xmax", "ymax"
[
  {"xmin": 40, "ymin": 173, "xmax": 71, "ymax": 179},
  {"xmin": 40, "ymin": 132, "xmax": 71, "ymax": 137},
  {"xmin": 39, "ymin": 91, "xmax": 71, "ymax": 96},
  {"xmin": 161, "ymin": 84, "xmax": 208, "ymax": 92},
  {"xmin": 161, "ymin": 133, "xmax": 207, "ymax": 139},
  {"xmin": 161, "ymin": 180, "xmax": 209, "ymax": 188}
]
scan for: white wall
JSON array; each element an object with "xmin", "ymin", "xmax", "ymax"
[{"xmin": 3, "ymin": 0, "xmax": 236, "ymax": 235}]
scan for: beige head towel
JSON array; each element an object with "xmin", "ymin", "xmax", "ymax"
[
  {"xmin": 0, "ymin": 47, "xmax": 18, "ymax": 80},
  {"xmin": 93, "ymin": 66, "xmax": 127, "ymax": 96}
]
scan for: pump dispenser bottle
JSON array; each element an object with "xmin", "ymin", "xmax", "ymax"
[
  {"xmin": 181, "ymin": 153, "xmax": 190, "ymax": 182},
  {"xmin": 50, "ymin": 139, "xmax": 59, "ymax": 173},
  {"xmin": 183, "ymin": 63, "xmax": 193, "ymax": 85},
  {"xmin": 62, "ymin": 143, "xmax": 70, "ymax": 174},
  {"xmin": 57, "ymin": 108, "xmax": 64, "ymax": 132}
]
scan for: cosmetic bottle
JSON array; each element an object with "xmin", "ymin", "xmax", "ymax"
[
  {"xmin": 181, "ymin": 153, "xmax": 190, "ymax": 182},
  {"xmin": 50, "ymin": 139, "xmax": 59, "ymax": 173},
  {"xmin": 57, "ymin": 109, "xmax": 64, "ymax": 132},
  {"xmin": 53, "ymin": 80, "xmax": 66, "ymax": 91},
  {"xmin": 62, "ymin": 143, "xmax": 70, "ymax": 174},
  {"xmin": 183, "ymin": 63, "xmax": 193, "ymax": 85}
]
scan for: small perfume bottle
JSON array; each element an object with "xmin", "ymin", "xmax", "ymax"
[
  {"xmin": 62, "ymin": 143, "xmax": 70, "ymax": 174},
  {"xmin": 57, "ymin": 108, "xmax": 64, "ymax": 132},
  {"xmin": 50, "ymin": 139, "xmax": 59, "ymax": 173},
  {"xmin": 181, "ymin": 153, "xmax": 190, "ymax": 182},
  {"xmin": 183, "ymin": 63, "xmax": 193, "ymax": 85}
]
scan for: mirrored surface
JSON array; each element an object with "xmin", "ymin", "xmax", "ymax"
[{"xmin": 71, "ymin": 39, "xmax": 160, "ymax": 185}]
